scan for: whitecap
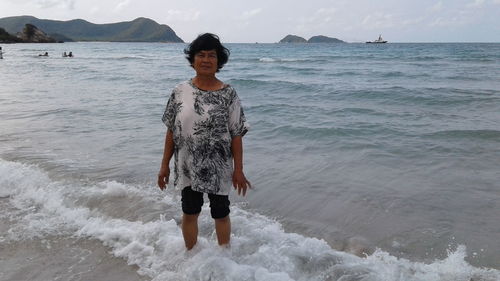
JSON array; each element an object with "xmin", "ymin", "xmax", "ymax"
[
  {"xmin": 1, "ymin": 159, "xmax": 499, "ymax": 281},
  {"xmin": 259, "ymin": 57, "xmax": 276, "ymax": 62}
]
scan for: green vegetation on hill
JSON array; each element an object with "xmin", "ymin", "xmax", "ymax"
[
  {"xmin": 1, "ymin": 24, "xmax": 56, "ymax": 43},
  {"xmin": 0, "ymin": 16, "xmax": 183, "ymax": 42},
  {"xmin": 279, "ymin": 35, "xmax": 307, "ymax": 43},
  {"xmin": 308, "ymin": 35, "xmax": 345, "ymax": 43},
  {"xmin": 0, "ymin": 27, "xmax": 21, "ymax": 43},
  {"xmin": 279, "ymin": 34, "xmax": 346, "ymax": 43}
]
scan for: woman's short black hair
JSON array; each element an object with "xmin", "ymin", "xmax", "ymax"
[{"xmin": 184, "ymin": 33, "xmax": 230, "ymax": 72}]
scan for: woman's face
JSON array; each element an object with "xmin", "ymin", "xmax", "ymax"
[{"xmin": 193, "ymin": 49, "xmax": 218, "ymax": 75}]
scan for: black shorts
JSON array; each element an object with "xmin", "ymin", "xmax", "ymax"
[{"xmin": 181, "ymin": 186, "xmax": 230, "ymax": 219}]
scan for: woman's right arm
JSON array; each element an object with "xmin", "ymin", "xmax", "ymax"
[{"xmin": 158, "ymin": 129, "xmax": 174, "ymax": 190}]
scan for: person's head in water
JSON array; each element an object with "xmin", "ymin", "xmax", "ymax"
[{"xmin": 184, "ymin": 33, "xmax": 230, "ymax": 73}]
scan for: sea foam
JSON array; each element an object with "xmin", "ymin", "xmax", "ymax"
[{"xmin": 1, "ymin": 159, "xmax": 499, "ymax": 281}]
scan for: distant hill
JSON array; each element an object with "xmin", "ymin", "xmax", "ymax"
[
  {"xmin": 279, "ymin": 34, "xmax": 346, "ymax": 44},
  {"xmin": 279, "ymin": 35, "xmax": 307, "ymax": 43},
  {"xmin": 0, "ymin": 16, "xmax": 184, "ymax": 42},
  {"xmin": 308, "ymin": 35, "xmax": 345, "ymax": 43}
]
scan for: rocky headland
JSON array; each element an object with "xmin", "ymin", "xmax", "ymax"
[
  {"xmin": 0, "ymin": 24, "xmax": 56, "ymax": 43},
  {"xmin": 0, "ymin": 27, "xmax": 21, "ymax": 43}
]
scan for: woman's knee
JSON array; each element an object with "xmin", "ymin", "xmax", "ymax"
[
  {"xmin": 214, "ymin": 215, "xmax": 230, "ymax": 223},
  {"xmin": 183, "ymin": 213, "xmax": 199, "ymax": 223}
]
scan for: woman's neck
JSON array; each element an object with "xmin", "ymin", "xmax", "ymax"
[{"xmin": 192, "ymin": 75, "xmax": 223, "ymax": 91}]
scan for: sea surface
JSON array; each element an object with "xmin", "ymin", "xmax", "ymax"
[{"xmin": 0, "ymin": 42, "xmax": 499, "ymax": 281}]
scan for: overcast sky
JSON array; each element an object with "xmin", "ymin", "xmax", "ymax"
[{"xmin": 1, "ymin": 0, "xmax": 499, "ymax": 43}]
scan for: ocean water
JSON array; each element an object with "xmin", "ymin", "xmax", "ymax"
[{"xmin": 0, "ymin": 42, "xmax": 499, "ymax": 281}]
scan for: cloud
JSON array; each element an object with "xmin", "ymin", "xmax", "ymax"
[
  {"xmin": 231, "ymin": 8, "xmax": 263, "ymax": 28},
  {"xmin": 296, "ymin": 7, "xmax": 337, "ymax": 26},
  {"xmin": 361, "ymin": 13, "xmax": 395, "ymax": 29},
  {"xmin": 315, "ymin": 7, "xmax": 337, "ymax": 23},
  {"xmin": 467, "ymin": 0, "xmax": 486, "ymax": 7},
  {"xmin": 295, "ymin": 7, "xmax": 338, "ymax": 32},
  {"xmin": 164, "ymin": 9, "xmax": 200, "ymax": 22},
  {"xmin": 90, "ymin": 6, "xmax": 100, "ymax": 15},
  {"xmin": 359, "ymin": 12, "xmax": 425, "ymax": 31},
  {"xmin": 428, "ymin": 12, "xmax": 472, "ymax": 27},
  {"xmin": 402, "ymin": 17, "xmax": 424, "ymax": 26},
  {"xmin": 429, "ymin": 1, "xmax": 443, "ymax": 12},
  {"xmin": 305, "ymin": 7, "xmax": 337, "ymax": 23},
  {"xmin": 115, "ymin": 0, "xmax": 131, "ymax": 11},
  {"xmin": 36, "ymin": 0, "xmax": 76, "ymax": 9},
  {"xmin": 241, "ymin": 8, "xmax": 262, "ymax": 20}
]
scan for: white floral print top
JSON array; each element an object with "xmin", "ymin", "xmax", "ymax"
[{"xmin": 162, "ymin": 80, "xmax": 249, "ymax": 195}]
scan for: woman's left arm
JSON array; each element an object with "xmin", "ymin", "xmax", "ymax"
[{"xmin": 231, "ymin": 136, "xmax": 251, "ymax": 196}]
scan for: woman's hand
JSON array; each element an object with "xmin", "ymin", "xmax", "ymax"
[
  {"xmin": 158, "ymin": 166, "xmax": 170, "ymax": 190},
  {"xmin": 232, "ymin": 169, "xmax": 251, "ymax": 196}
]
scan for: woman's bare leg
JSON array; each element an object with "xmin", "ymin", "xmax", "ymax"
[
  {"xmin": 214, "ymin": 215, "xmax": 231, "ymax": 246},
  {"xmin": 182, "ymin": 213, "xmax": 199, "ymax": 250}
]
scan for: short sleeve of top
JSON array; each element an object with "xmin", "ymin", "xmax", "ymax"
[
  {"xmin": 161, "ymin": 91, "xmax": 179, "ymax": 130},
  {"xmin": 161, "ymin": 81, "xmax": 249, "ymax": 195},
  {"xmin": 228, "ymin": 91, "xmax": 249, "ymax": 138}
]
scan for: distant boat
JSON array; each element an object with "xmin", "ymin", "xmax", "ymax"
[{"xmin": 366, "ymin": 34, "xmax": 387, "ymax": 44}]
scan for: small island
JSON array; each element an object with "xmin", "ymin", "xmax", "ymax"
[
  {"xmin": 279, "ymin": 34, "xmax": 345, "ymax": 43},
  {"xmin": 308, "ymin": 35, "xmax": 345, "ymax": 43},
  {"xmin": 279, "ymin": 35, "xmax": 308, "ymax": 43}
]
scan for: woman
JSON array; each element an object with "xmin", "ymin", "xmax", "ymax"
[{"xmin": 158, "ymin": 33, "xmax": 251, "ymax": 250}]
